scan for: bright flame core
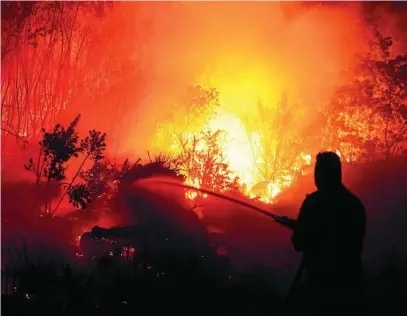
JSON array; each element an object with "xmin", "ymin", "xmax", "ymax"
[
  {"xmin": 209, "ymin": 111, "xmax": 312, "ymax": 202},
  {"xmin": 160, "ymin": 106, "xmax": 312, "ymax": 203}
]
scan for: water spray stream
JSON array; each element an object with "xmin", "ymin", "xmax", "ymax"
[
  {"xmin": 143, "ymin": 178, "xmax": 289, "ymax": 224},
  {"xmin": 144, "ymin": 177, "xmax": 304, "ymax": 303}
]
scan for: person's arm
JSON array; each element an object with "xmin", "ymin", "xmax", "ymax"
[
  {"xmin": 359, "ymin": 202, "xmax": 366, "ymax": 239},
  {"xmin": 291, "ymin": 198, "xmax": 311, "ymax": 252},
  {"xmin": 355, "ymin": 200, "xmax": 366, "ymax": 246}
]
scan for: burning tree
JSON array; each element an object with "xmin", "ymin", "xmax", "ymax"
[
  {"xmin": 153, "ymin": 85, "xmax": 221, "ymax": 149},
  {"xmin": 1, "ymin": 2, "xmax": 109, "ymax": 141},
  {"xmin": 240, "ymin": 93, "xmax": 312, "ymax": 200},
  {"xmin": 153, "ymin": 85, "xmax": 239, "ymax": 198},
  {"xmin": 324, "ymin": 29, "xmax": 407, "ymax": 162},
  {"xmin": 1, "ymin": 1, "xmax": 148, "ymax": 155},
  {"xmin": 153, "ymin": 86, "xmax": 315, "ymax": 202},
  {"xmin": 175, "ymin": 130, "xmax": 240, "ymax": 198}
]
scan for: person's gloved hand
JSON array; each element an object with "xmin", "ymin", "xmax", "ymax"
[
  {"xmin": 275, "ymin": 216, "xmax": 290, "ymax": 225},
  {"xmin": 274, "ymin": 216, "xmax": 297, "ymax": 230}
]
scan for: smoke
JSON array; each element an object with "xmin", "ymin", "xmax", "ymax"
[
  {"xmin": 129, "ymin": 175, "xmax": 301, "ymax": 292},
  {"xmin": 16, "ymin": 2, "xmax": 400, "ymax": 160},
  {"xmin": 120, "ymin": 176, "xmax": 210, "ymax": 250},
  {"xmin": 5, "ymin": 2, "xmax": 405, "ymax": 171},
  {"xmin": 3, "ymin": 1, "xmax": 404, "ymax": 196},
  {"xmin": 113, "ymin": 1, "xmax": 370, "ymax": 157}
]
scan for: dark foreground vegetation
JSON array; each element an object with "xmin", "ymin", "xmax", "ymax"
[
  {"xmin": 1, "ymin": 252, "xmax": 281, "ymax": 315},
  {"xmin": 1, "ymin": 246, "xmax": 407, "ymax": 315}
]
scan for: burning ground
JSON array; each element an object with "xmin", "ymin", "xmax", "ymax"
[{"xmin": 1, "ymin": 1, "xmax": 407, "ymax": 315}]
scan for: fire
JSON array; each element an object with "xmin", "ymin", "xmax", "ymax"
[
  {"xmin": 151, "ymin": 57, "xmax": 314, "ymax": 203},
  {"xmin": 206, "ymin": 112, "xmax": 256, "ymax": 186},
  {"xmin": 150, "ymin": 28, "xmax": 317, "ymax": 204},
  {"xmin": 184, "ymin": 177, "xmax": 208, "ymax": 200},
  {"xmin": 164, "ymin": 107, "xmax": 312, "ymax": 203}
]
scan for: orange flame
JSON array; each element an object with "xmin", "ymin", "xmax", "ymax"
[{"xmin": 165, "ymin": 108, "xmax": 312, "ymax": 203}]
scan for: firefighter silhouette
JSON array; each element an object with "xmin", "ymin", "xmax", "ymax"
[{"xmin": 276, "ymin": 152, "xmax": 366, "ymax": 313}]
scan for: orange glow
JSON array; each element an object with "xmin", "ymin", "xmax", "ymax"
[
  {"xmin": 2, "ymin": 2, "xmax": 407, "ymax": 279},
  {"xmin": 161, "ymin": 104, "xmax": 313, "ymax": 202},
  {"xmin": 2, "ymin": 2, "xmax": 406, "ymax": 211},
  {"xmin": 138, "ymin": 2, "xmax": 373, "ymax": 202}
]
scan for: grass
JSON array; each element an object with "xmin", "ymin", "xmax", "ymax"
[
  {"xmin": 1, "ymin": 243, "xmax": 285, "ymax": 315},
  {"xmin": 3, "ymin": 247, "xmax": 406, "ymax": 316}
]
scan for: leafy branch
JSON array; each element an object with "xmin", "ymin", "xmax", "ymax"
[
  {"xmin": 24, "ymin": 114, "xmax": 107, "ymax": 215},
  {"xmin": 51, "ymin": 129, "xmax": 106, "ymax": 215}
]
